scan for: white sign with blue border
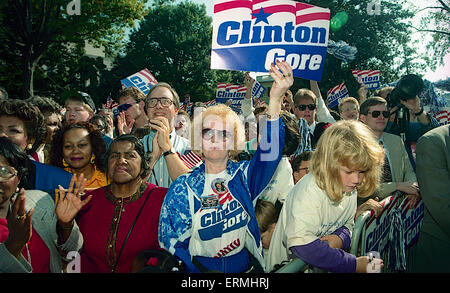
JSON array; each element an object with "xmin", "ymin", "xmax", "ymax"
[{"xmin": 211, "ymin": 0, "xmax": 330, "ymax": 81}]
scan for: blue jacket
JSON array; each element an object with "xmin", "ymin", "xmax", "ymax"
[
  {"xmin": 31, "ymin": 160, "xmax": 73, "ymax": 200},
  {"xmin": 159, "ymin": 118, "xmax": 285, "ymax": 273}
]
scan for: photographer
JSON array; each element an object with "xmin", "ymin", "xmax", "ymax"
[{"xmin": 376, "ymin": 75, "xmax": 439, "ymax": 170}]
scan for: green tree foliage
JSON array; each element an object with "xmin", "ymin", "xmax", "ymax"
[
  {"xmin": 110, "ymin": 1, "xmax": 244, "ymax": 103},
  {"xmin": 412, "ymin": 0, "xmax": 450, "ymax": 69},
  {"xmin": 0, "ymin": 0, "xmax": 149, "ymax": 101},
  {"xmin": 294, "ymin": 0, "xmax": 425, "ymax": 105}
]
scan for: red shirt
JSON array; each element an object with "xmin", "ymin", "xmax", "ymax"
[
  {"xmin": 0, "ymin": 218, "xmax": 50, "ymax": 273},
  {"xmin": 77, "ymin": 183, "xmax": 168, "ymax": 273}
]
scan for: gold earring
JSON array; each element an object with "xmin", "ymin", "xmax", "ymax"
[
  {"xmin": 26, "ymin": 144, "xmax": 33, "ymax": 150},
  {"xmin": 90, "ymin": 154, "xmax": 96, "ymax": 164},
  {"xmin": 62, "ymin": 158, "xmax": 69, "ymax": 168}
]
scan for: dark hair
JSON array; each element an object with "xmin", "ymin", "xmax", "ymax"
[
  {"xmin": 0, "ymin": 99, "xmax": 46, "ymax": 154},
  {"xmin": 291, "ymin": 151, "xmax": 313, "ymax": 172},
  {"xmin": 27, "ymin": 96, "xmax": 62, "ymax": 115},
  {"xmin": 49, "ymin": 122, "xmax": 106, "ymax": 172},
  {"xmin": 253, "ymin": 104, "xmax": 268, "ymax": 117},
  {"xmin": 359, "ymin": 96, "xmax": 387, "ymax": 115},
  {"xmin": 311, "ymin": 122, "xmax": 332, "ymax": 149},
  {"xmin": 329, "ymin": 109, "xmax": 341, "ymax": 121},
  {"xmin": 0, "ymin": 137, "xmax": 31, "ymax": 189},
  {"xmin": 90, "ymin": 114, "xmax": 108, "ymax": 133},
  {"xmin": 105, "ymin": 134, "xmax": 151, "ymax": 179},
  {"xmin": 280, "ymin": 112, "xmax": 300, "ymax": 156}
]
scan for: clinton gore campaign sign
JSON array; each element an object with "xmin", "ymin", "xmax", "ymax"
[
  {"xmin": 212, "ymin": 0, "xmax": 330, "ymax": 81},
  {"xmin": 121, "ymin": 68, "xmax": 158, "ymax": 95}
]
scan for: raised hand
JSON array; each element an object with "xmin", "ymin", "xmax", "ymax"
[
  {"xmin": 117, "ymin": 112, "xmax": 135, "ymax": 135},
  {"xmin": 269, "ymin": 60, "xmax": 294, "ymax": 100},
  {"xmin": 244, "ymin": 72, "xmax": 255, "ymax": 89},
  {"xmin": 55, "ymin": 174, "xmax": 92, "ymax": 225},
  {"xmin": 5, "ymin": 188, "xmax": 34, "ymax": 258},
  {"xmin": 149, "ymin": 117, "xmax": 172, "ymax": 154}
]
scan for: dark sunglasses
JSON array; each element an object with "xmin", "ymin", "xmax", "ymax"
[
  {"xmin": 296, "ymin": 104, "xmax": 316, "ymax": 111},
  {"xmin": 201, "ymin": 128, "xmax": 232, "ymax": 141},
  {"xmin": 367, "ymin": 110, "xmax": 390, "ymax": 118},
  {"xmin": 113, "ymin": 103, "xmax": 134, "ymax": 118}
]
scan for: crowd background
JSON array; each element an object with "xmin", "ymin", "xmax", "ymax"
[{"xmin": 0, "ymin": 0, "xmax": 449, "ymax": 275}]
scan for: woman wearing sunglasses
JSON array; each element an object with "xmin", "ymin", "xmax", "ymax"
[
  {"xmin": 158, "ymin": 60, "xmax": 292, "ymax": 273},
  {"xmin": 0, "ymin": 138, "xmax": 84, "ymax": 272}
]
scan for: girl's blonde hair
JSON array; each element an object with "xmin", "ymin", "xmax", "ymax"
[
  {"xmin": 310, "ymin": 120, "xmax": 385, "ymax": 202},
  {"xmin": 190, "ymin": 103, "xmax": 245, "ymax": 158}
]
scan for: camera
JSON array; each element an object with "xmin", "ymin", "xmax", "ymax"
[{"xmin": 387, "ymin": 74, "xmax": 424, "ymax": 109}]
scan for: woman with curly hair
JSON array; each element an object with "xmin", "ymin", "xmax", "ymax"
[
  {"xmin": 0, "ymin": 99, "xmax": 72, "ymax": 198},
  {"xmin": 50, "ymin": 122, "xmax": 107, "ymax": 191}
]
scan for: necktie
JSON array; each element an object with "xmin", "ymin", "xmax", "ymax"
[{"xmin": 379, "ymin": 141, "xmax": 393, "ymax": 183}]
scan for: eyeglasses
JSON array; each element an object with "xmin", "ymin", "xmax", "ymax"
[
  {"xmin": 0, "ymin": 166, "xmax": 18, "ymax": 181},
  {"xmin": 201, "ymin": 128, "xmax": 232, "ymax": 141},
  {"xmin": 147, "ymin": 98, "xmax": 173, "ymax": 108},
  {"xmin": 367, "ymin": 111, "xmax": 390, "ymax": 118},
  {"xmin": 296, "ymin": 104, "xmax": 316, "ymax": 111}
]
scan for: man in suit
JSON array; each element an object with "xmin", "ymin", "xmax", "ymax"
[
  {"xmin": 358, "ymin": 97, "xmax": 419, "ymax": 206},
  {"xmin": 412, "ymin": 124, "xmax": 450, "ymax": 272}
]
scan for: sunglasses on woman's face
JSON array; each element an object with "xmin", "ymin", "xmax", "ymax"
[
  {"xmin": 367, "ymin": 110, "xmax": 390, "ymax": 118},
  {"xmin": 201, "ymin": 128, "xmax": 232, "ymax": 141},
  {"xmin": 296, "ymin": 104, "xmax": 316, "ymax": 111}
]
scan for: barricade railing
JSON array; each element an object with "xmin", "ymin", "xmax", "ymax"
[
  {"xmin": 274, "ymin": 258, "xmax": 307, "ymax": 273},
  {"xmin": 350, "ymin": 192, "xmax": 424, "ymax": 272},
  {"xmin": 274, "ymin": 192, "xmax": 424, "ymax": 273}
]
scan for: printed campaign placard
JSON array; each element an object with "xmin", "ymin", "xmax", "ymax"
[
  {"xmin": 352, "ymin": 69, "xmax": 381, "ymax": 90},
  {"xmin": 211, "ymin": 0, "xmax": 330, "ymax": 81},
  {"xmin": 252, "ymin": 80, "xmax": 266, "ymax": 100},
  {"xmin": 216, "ymin": 83, "xmax": 247, "ymax": 113},
  {"xmin": 360, "ymin": 193, "xmax": 424, "ymax": 259},
  {"xmin": 327, "ymin": 83, "xmax": 349, "ymax": 108},
  {"xmin": 121, "ymin": 68, "xmax": 158, "ymax": 95}
]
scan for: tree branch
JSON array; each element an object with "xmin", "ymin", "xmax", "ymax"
[
  {"xmin": 408, "ymin": 24, "xmax": 450, "ymax": 36},
  {"xmin": 437, "ymin": 0, "xmax": 450, "ymax": 13},
  {"xmin": 415, "ymin": 6, "xmax": 448, "ymax": 13}
]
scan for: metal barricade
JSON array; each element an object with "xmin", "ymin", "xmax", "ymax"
[
  {"xmin": 350, "ymin": 193, "xmax": 424, "ymax": 272},
  {"xmin": 274, "ymin": 258, "xmax": 307, "ymax": 273}
]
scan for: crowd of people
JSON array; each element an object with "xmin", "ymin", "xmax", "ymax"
[{"xmin": 0, "ymin": 61, "xmax": 448, "ymax": 274}]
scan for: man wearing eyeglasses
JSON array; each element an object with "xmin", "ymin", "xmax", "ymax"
[
  {"xmin": 359, "ymin": 97, "xmax": 420, "ymax": 207},
  {"xmin": 141, "ymin": 82, "xmax": 191, "ymax": 188}
]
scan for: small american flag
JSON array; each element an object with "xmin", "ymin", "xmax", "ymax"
[
  {"xmin": 178, "ymin": 151, "xmax": 203, "ymax": 169},
  {"xmin": 102, "ymin": 96, "xmax": 118, "ymax": 109}
]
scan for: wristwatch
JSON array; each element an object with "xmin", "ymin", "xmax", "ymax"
[
  {"xmin": 414, "ymin": 107, "xmax": 424, "ymax": 116},
  {"xmin": 163, "ymin": 149, "xmax": 176, "ymax": 157}
]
